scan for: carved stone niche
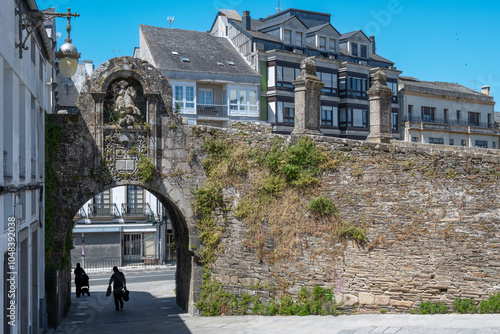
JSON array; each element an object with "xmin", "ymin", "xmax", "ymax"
[{"xmin": 76, "ymin": 56, "xmax": 175, "ymax": 180}]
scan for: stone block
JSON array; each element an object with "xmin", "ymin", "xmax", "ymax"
[
  {"xmin": 343, "ymin": 294, "xmax": 359, "ymax": 306},
  {"xmin": 390, "ymin": 299, "xmax": 414, "ymax": 308},
  {"xmin": 359, "ymin": 292, "xmax": 375, "ymax": 305},
  {"xmin": 375, "ymin": 295, "xmax": 390, "ymax": 306},
  {"xmin": 230, "ymin": 276, "xmax": 239, "ymax": 285}
]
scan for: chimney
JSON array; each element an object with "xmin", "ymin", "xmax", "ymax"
[
  {"xmin": 481, "ymin": 85, "xmax": 491, "ymax": 96},
  {"xmin": 242, "ymin": 11, "xmax": 251, "ymax": 30},
  {"xmin": 369, "ymin": 35, "xmax": 376, "ymax": 54}
]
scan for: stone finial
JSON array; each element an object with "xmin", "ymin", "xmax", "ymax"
[
  {"xmin": 372, "ymin": 70, "xmax": 387, "ymax": 85},
  {"xmin": 296, "ymin": 57, "xmax": 320, "ymax": 82}
]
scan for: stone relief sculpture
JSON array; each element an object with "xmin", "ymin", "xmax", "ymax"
[{"xmin": 105, "ymin": 79, "xmax": 145, "ymax": 128}]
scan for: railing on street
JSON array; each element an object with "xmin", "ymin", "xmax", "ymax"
[
  {"xmin": 196, "ymin": 104, "xmax": 228, "ymax": 117},
  {"xmin": 404, "ymin": 116, "xmax": 495, "ymax": 129},
  {"xmin": 71, "ymin": 251, "xmax": 177, "ymax": 272}
]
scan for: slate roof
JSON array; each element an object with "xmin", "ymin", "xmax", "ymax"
[
  {"xmin": 257, "ymin": 15, "xmax": 307, "ymax": 31},
  {"xmin": 400, "ymin": 77, "xmax": 494, "ymax": 103},
  {"xmin": 140, "ymin": 25, "xmax": 259, "ymax": 77},
  {"xmin": 259, "ymin": 8, "xmax": 331, "ymax": 28},
  {"xmin": 340, "ymin": 30, "xmax": 370, "ymax": 41}
]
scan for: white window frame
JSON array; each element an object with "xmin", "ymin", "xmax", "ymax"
[
  {"xmin": 198, "ymin": 88, "xmax": 214, "ymax": 105},
  {"xmin": 226, "ymin": 85, "xmax": 259, "ymax": 117},
  {"xmin": 172, "ymin": 81, "xmax": 196, "ymax": 114}
]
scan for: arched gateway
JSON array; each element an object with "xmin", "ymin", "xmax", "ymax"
[{"xmin": 46, "ymin": 56, "xmax": 205, "ymax": 326}]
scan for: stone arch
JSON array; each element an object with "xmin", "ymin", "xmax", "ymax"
[{"xmin": 47, "ymin": 57, "xmax": 205, "ymax": 326}]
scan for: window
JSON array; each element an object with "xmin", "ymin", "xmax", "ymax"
[
  {"xmin": 351, "ymin": 43, "xmax": 358, "ymax": 56},
  {"xmin": 276, "ymin": 66, "xmax": 299, "ymax": 88},
  {"xmin": 173, "ymin": 84, "xmax": 195, "ymax": 113},
  {"xmin": 284, "ymin": 104, "xmax": 294, "ymax": 123},
  {"xmin": 475, "ymin": 140, "xmax": 488, "ymax": 148},
  {"xmin": 456, "ymin": 110, "xmax": 462, "ymax": 121},
  {"xmin": 408, "ymin": 105, "xmax": 413, "ymax": 119},
  {"xmin": 295, "ymin": 32, "xmax": 303, "ymax": 46},
  {"xmin": 411, "ymin": 137, "xmax": 418, "ymax": 143},
  {"xmin": 284, "ymin": 29, "xmax": 292, "ymax": 44},
  {"xmin": 360, "ymin": 45, "xmax": 367, "ymax": 58},
  {"xmin": 341, "ymin": 76, "xmax": 367, "ymax": 97},
  {"xmin": 386, "ymin": 81, "xmax": 397, "ymax": 102},
  {"xmin": 468, "ymin": 112, "xmax": 480, "ymax": 126},
  {"xmin": 421, "ymin": 106, "xmax": 435, "ymax": 121},
  {"xmin": 321, "ymin": 106, "xmax": 338, "ymax": 127},
  {"xmin": 127, "ymin": 186, "xmax": 144, "ymax": 215},
  {"xmin": 429, "ymin": 137, "xmax": 444, "ymax": 145},
  {"xmin": 488, "ymin": 114, "xmax": 493, "ymax": 127},
  {"xmin": 277, "ymin": 101, "xmax": 294, "ymax": 124},
  {"xmin": 392, "ymin": 112, "xmax": 398, "ymax": 131},
  {"xmin": 228, "ymin": 87, "xmax": 258, "ymax": 116},
  {"xmin": 93, "ymin": 189, "xmax": 111, "ymax": 216},
  {"xmin": 449, "ymin": 139, "xmax": 454, "ymax": 146},
  {"xmin": 198, "ymin": 89, "xmax": 213, "ymax": 105},
  {"xmin": 319, "ymin": 37, "xmax": 326, "ymax": 50},
  {"xmin": 318, "ymin": 72, "xmax": 337, "ymax": 94},
  {"xmin": 225, "ymin": 26, "xmax": 228, "ymax": 36},
  {"xmin": 493, "ymin": 142, "xmax": 496, "ymax": 149},
  {"xmin": 329, "ymin": 38, "xmax": 336, "ymax": 52},
  {"xmin": 444, "ymin": 109, "xmax": 448, "ymax": 121},
  {"xmin": 348, "ymin": 109, "xmax": 368, "ymax": 128},
  {"xmin": 461, "ymin": 139, "xmax": 466, "ymax": 147}
]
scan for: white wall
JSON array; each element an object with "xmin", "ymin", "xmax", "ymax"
[{"xmin": 0, "ymin": 1, "xmax": 53, "ymax": 332}]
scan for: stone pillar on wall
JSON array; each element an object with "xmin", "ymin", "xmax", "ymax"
[
  {"xmin": 291, "ymin": 57, "xmax": 325, "ymax": 136},
  {"xmin": 366, "ymin": 70, "xmax": 394, "ymax": 143}
]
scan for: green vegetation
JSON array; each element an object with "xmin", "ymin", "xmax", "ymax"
[
  {"xmin": 337, "ymin": 222, "xmax": 367, "ymax": 243},
  {"xmin": 411, "ymin": 299, "xmax": 449, "ymax": 314},
  {"xmin": 478, "ymin": 293, "xmax": 500, "ymax": 313},
  {"xmin": 136, "ymin": 154, "xmax": 156, "ymax": 182},
  {"xmin": 308, "ymin": 197, "xmax": 338, "ymax": 217},
  {"xmin": 453, "ymin": 297, "xmax": 476, "ymax": 314}
]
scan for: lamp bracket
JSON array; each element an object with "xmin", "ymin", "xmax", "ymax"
[{"xmin": 15, "ymin": 1, "xmax": 79, "ymax": 59}]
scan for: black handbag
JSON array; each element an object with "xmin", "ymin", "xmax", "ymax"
[
  {"xmin": 106, "ymin": 286, "xmax": 111, "ymax": 297},
  {"xmin": 123, "ymin": 289, "xmax": 129, "ymax": 302}
]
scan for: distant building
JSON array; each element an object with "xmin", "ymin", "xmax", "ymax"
[
  {"xmin": 56, "ymin": 60, "xmax": 94, "ymax": 113},
  {"xmin": 399, "ymin": 77, "xmax": 499, "ymax": 149},
  {"xmin": 135, "ymin": 25, "xmax": 261, "ymax": 127},
  {"xmin": 1, "ymin": 0, "xmax": 56, "ymax": 332},
  {"xmin": 210, "ymin": 8, "xmax": 401, "ymax": 139},
  {"xmin": 71, "ymin": 186, "xmax": 175, "ymax": 269}
]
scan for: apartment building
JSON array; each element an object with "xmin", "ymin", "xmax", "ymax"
[
  {"xmin": 399, "ymin": 77, "xmax": 499, "ymax": 148},
  {"xmin": 1, "ymin": 0, "xmax": 56, "ymax": 332},
  {"xmin": 71, "ymin": 186, "xmax": 174, "ymax": 269},
  {"xmin": 210, "ymin": 8, "xmax": 401, "ymax": 139},
  {"xmin": 135, "ymin": 25, "xmax": 261, "ymax": 127}
]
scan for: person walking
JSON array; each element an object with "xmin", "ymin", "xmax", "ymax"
[
  {"xmin": 109, "ymin": 266, "xmax": 127, "ymax": 310},
  {"xmin": 74, "ymin": 263, "xmax": 86, "ymax": 298}
]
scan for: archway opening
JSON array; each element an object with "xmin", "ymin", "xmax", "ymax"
[{"xmin": 67, "ymin": 184, "xmax": 191, "ymax": 309}]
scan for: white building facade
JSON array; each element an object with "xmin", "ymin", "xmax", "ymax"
[
  {"xmin": 1, "ymin": 0, "xmax": 56, "ymax": 333},
  {"xmin": 71, "ymin": 186, "xmax": 174, "ymax": 270},
  {"xmin": 399, "ymin": 77, "xmax": 499, "ymax": 148}
]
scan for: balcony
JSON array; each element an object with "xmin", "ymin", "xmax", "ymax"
[
  {"xmin": 121, "ymin": 203, "xmax": 154, "ymax": 220},
  {"xmin": 197, "ymin": 104, "xmax": 228, "ymax": 117},
  {"xmin": 88, "ymin": 203, "xmax": 120, "ymax": 217},
  {"xmin": 404, "ymin": 116, "xmax": 496, "ymax": 129}
]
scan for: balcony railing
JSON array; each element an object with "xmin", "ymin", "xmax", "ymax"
[
  {"xmin": 121, "ymin": 203, "xmax": 154, "ymax": 218},
  {"xmin": 404, "ymin": 116, "xmax": 495, "ymax": 129},
  {"xmin": 87, "ymin": 203, "xmax": 120, "ymax": 217},
  {"xmin": 196, "ymin": 104, "xmax": 228, "ymax": 117}
]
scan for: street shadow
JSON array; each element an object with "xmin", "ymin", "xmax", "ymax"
[{"xmin": 55, "ymin": 290, "xmax": 192, "ymax": 334}]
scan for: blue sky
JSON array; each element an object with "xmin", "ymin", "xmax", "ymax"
[{"xmin": 40, "ymin": 0, "xmax": 500, "ymax": 104}]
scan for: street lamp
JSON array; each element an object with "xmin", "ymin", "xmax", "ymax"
[{"xmin": 15, "ymin": 4, "xmax": 80, "ymax": 78}]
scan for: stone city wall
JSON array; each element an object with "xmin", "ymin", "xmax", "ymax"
[{"xmin": 208, "ymin": 123, "xmax": 500, "ymax": 312}]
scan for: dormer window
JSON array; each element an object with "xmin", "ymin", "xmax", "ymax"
[
  {"xmin": 329, "ymin": 39, "xmax": 336, "ymax": 52},
  {"xmin": 295, "ymin": 32, "xmax": 303, "ymax": 46},
  {"xmin": 319, "ymin": 36, "xmax": 326, "ymax": 50},
  {"xmin": 360, "ymin": 45, "xmax": 367, "ymax": 58},
  {"xmin": 352, "ymin": 43, "xmax": 358, "ymax": 56},
  {"xmin": 284, "ymin": 29, "xmax": 292, "ymax": 44}
]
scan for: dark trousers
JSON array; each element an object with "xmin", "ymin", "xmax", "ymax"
[
  {"xmin": 75, "ymin": 278, "xmax": 83, "ymax": 297},
  {"xmin": 114, "ymin": 291, "xmax": 124, "ymax": 309}
]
